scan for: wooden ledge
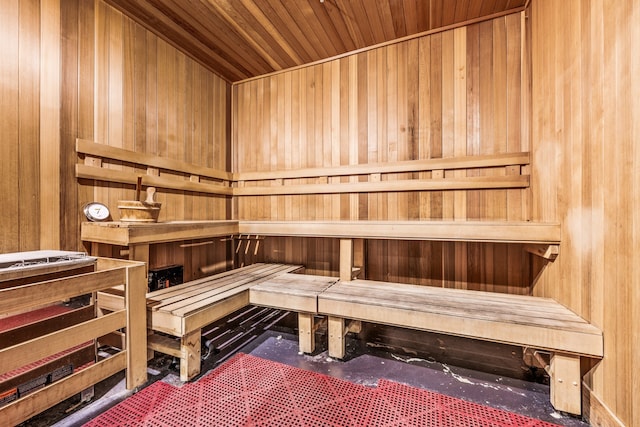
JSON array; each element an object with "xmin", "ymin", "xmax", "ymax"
[
  {"xmin": 238, "ymin": 220, "xmax": 561, "ymax": 244},
  {"xmin": 81, "ymin": 220, "xmax": 561, "ymax": 246},
  {"xmin": 81, "ymin": 220, "xmax": 239, "ymax": 246}
]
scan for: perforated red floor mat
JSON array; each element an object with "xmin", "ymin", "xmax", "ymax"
[{"xmin": 83, "ymin": 353, "xmax": 559, "ymax": 426}]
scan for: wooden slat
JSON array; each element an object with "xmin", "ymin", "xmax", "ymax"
[
  {"xmin": 180, "ymin": 293, "xmax": 249, "ymax": 335},
  {"xmin": 238, "ymin": 220, "xmax": 560, "ymax": 243},
  {"xmin": 75, "ymin": 164, "xmax": 233, "ymax": 196},
  {"xmin": 150, "ymin": 263, "xmax": 291, "ymax": 311},
  {"xmin": 147, "ymin": 333, "xmax": 181, "ymax": 357},
  {"xmin": 0, "ymin": 352, "xmax": 126, "ymax": 427},
  {"xmin": 169, "ymin": 264, "xmax": 300, "ymax": 316},
  {"xmin": 147, "ymin": 262, "xmax": 270, "ymax": 299},
  {"xmin": 233, "ymin": 174, "xmax": 529, "ymax": 196},
  {"xmin": 76, "ymin": 138, "xmax": 233, "ymax": 181},
  {"xmin": 235, "ymin": 151, "xmax": 529, "ymax": 181},
  {"xmin": 0, "ymin": 0, "xmax": 20, "ymax": 254},
  {"xmin": 0, "ymin": 268, "xmax": 125, "ymax": 314},
  {"xmin": 144, "ymin": 263, "xmax": 301, "ymax": 335},
  {"xmin": 0, "ymin": 305, "xmax": 94, "ymax": 348},
  {"xmin": 0, "ymin": 310, "xmax": 125, "ymax": 375},
  {"xmin": 39, "ymin": 0, "xmax": 61, "ymax": 250},
  {"xmin": 18, "ymin": 0, "xmax": 41, "ymax": 251}
]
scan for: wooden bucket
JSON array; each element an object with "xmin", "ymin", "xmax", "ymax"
[{"xmin": 117, "ymin": 200, "xmax": 161, "ymax": 222}]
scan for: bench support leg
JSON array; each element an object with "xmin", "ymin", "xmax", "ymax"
[
  {"xmin": 328, "ymin": 317, "xmax": 361, "ymax": 359},
  {"xmin": 298, "ymin": 312, "xmax": 315, "ymax": 354},
  {"xmin": 549, "ymin": 352, "xmax": 582, "ymax": 415},
  {"xmin": 180, "ymin": 329, "xmax": 201, "ymax": 382},
  {"xmin": 328, "ymin": 316, "xmax": 345, "ymax": 359}
]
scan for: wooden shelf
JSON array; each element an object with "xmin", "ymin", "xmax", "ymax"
[
  {"xmin": 81, "ymin": 220, "xmax": 239, "ymax": 246},
  {"xmin": 238, "ymin": 220, "xmax": 561, "ymax": 244}
]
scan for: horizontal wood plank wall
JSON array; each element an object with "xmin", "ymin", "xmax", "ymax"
[
  {"xmin": 233, "ymin": 13, "xmax": 528, "ymax": 290},
  {"xmin": 58, "ymin": 0, "xmax": 231, "ymax": 278},
  {"xmin": 0, "ymin": 0, "xmax": 42, "ymax": 253},
  {"xmin": 531, "ymin": 0, "xmax": 639, "ymax": 425}
]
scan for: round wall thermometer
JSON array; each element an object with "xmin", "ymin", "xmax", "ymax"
[{"xmin": 83, "ymin": 202, "xmax": 110, "ymax": 221}]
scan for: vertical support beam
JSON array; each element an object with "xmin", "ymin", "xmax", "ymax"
[
  {"xmin": 353, "ymin": 238, "xmax": 365, "ymax": 278},
  {"xmin": 340, "ymin": 238, "xmax": 353, "ymax": 282},
  {"xmin": 129, "ymin": 243, "xmax": 150, "ymax": 278},
  {"xmin": 328, "ymin": 316, "xmax": 345, "ymax": 359},
  {"xmin": 180, "ymin": 329, "xmax": 201, "ymax": 381},
  {"xmin": 298, "ymin": 312, "xmax": 315, "ymax": 354},
  {"xmin": 124, "ymin": 262, "xmax": 147, "ymax": 389},
  {"xmin": 550, "ymin": 352, "xmax": 582, "ymax": 415}
]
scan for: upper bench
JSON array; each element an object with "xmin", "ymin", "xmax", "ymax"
[
  {"xmin": 238, "ymin": 220, "xmax": 560, "ymax": 244},
  {"xmin": 82, "ymin": 219, "xmax": 559, "ymax": 246}
]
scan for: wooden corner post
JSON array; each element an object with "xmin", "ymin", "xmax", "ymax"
[{"xmin": 124, "ymin": 261, "xmax": 148, "ymax": 389}]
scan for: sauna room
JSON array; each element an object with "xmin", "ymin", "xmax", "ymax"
[{"xmin": 1, "ymin": 0, "xmax": 638, "ymax": 426}]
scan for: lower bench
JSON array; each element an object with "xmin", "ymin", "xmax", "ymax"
[
  {"xmin": 249, "ymin": 273, "xmax": 339, "ymax": 353},
  {"xmin": 317, "ymin": 279, "xmax": 603, "ymax": 416},
  {"xmin": 98, "ymin": 263, "xmax": 301, "ymax": 381}
]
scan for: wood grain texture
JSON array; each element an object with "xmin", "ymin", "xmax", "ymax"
[
  {"xmin": 318, "ymin": 279, "xmax": 602, "ymax": 357},
  {"xmin": 0, "ymin": 0, "xmax": 21, "ymax": 253},
  {"xmin": 55, "ymin": 1, "xmax": 232, "ymax": 278},
  {"xmin": 531, "ymin": 0, "xmax": 640, "ymax": 424},
  {"xmin": 233, "ymin": 13, "xmax": 529, "ymax": 292},
  {"xmin": 104, "ymin": 0, "xmax": 527, "ymax": 81},
  {"xmin": 234, "ymin": 14, "xmax": 526, "ymax": 223},
  {"xmin": 0, "ymin": 258, "xmax": 147, "ymax": 425}
]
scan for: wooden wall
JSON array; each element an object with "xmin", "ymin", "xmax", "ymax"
[
  {"xmin": 531, "ymin": 0, "xmax": 639, "ymax": 425},
  {"xmin": 238, "ymin": 236, "xmax": 532, "ymax": 293},
  {"xmin": 233, "ymin": 13, "xmax": 532, "ymax": 289},
  {"xmin": 67, "ymin": 0, "xmax": 231, "ymax": 235},
  {"xmin": 0, "ymin": 0, "xmax": 46, "ymax": 253},
  {"xmin": 0, "ymin": 0, "xmax": 232, "ymax": 279},
  {"xmin": 65, "ymin": 0, "xmax": 232, "ymax": 277}
]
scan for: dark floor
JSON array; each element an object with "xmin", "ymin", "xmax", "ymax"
[{"xmin": 20, "ymin": 306, "xmax": 589, "ymax": 427}]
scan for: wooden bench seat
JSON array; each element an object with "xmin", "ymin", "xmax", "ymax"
[
  {"xmin": 316, "ymin": 279, "xmax": 603, "ymax": 415},
  {"xmin": 249, "ymin": 273, "xmax": 339, "ymax": 353},
  {"xmin": 98, "ymin": 263, "xmax": 301, "ymax": 381}
]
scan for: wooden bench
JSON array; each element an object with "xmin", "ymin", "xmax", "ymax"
[
  {"xmin": 316, "ymin": 279, "xmax": 603, "ymax": 415},
  {"xmin": 249, "ymin": 273, "xmax": 339, "ymax": 353},
  {"xmin": 98, "ymin": 263, "xmax": 301, "ymax": 381}
]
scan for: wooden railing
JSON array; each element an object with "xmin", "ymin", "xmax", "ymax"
[
  {"xmin": 234, "ymin": 152, "xmax": 530, "ymax": 195},
  {"xmin": 0, "ymin": 258, "xmax": 147, "ymax": 426},
  {"xmin": 75, "ymin": 139, "xmax": 529, "ymax": 196},
  {"xmin": 75, "ymin": 138, "xmax": 233, "ymax": 196}
]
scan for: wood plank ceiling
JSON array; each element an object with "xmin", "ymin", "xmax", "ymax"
[{"xmin": 105, "ymin": 0, "xmax": 527, "ymax": 82}]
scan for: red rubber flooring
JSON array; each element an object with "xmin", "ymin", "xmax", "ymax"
[{"xmin": 83, "ymin": 353, "xmax": 559, "ymax": 426}]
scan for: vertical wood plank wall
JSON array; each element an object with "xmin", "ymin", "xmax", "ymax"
[
  {"xmin": 233, "ymin": 13, "xmax": 532, "ymax": 291},
  {"xmin": 0, "ymin": 0, "xmax": 43, "ymax": 253},
  {"xmin": 66, "ymin": 0, "xmax": 232, "ymax": 278},
  {"xmin": 531, "ymin": 0, "xmax": 639, "ymax": 425},
  {"xmin": 0, "ymin": 0, "xmax": 232, "ymax": 280}
]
